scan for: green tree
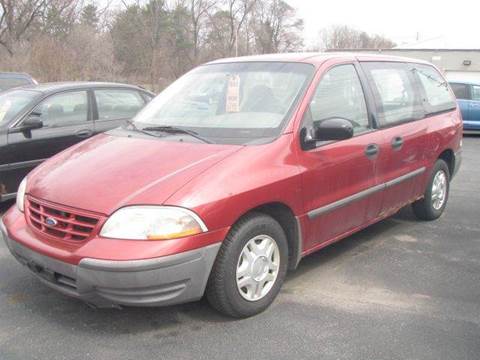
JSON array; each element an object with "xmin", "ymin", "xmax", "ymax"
[
  {"xmin": 111, "ymin": 5, "xmax": 148, "ymax": 75},
  {"xmin": 111, "ymin": 1, "xmax": 172, "ymax": 88},
  {"xmin": 42, "ymin": 4, "xmax": 75, "ymax": 39},
  {"xmin": 80, "ymin": 4, "xmax": 99, "ymax": 30}
]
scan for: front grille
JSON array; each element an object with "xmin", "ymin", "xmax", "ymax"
[{"xmin": 26, "ymin": 196, "xmax": 101, "ymax": 241}]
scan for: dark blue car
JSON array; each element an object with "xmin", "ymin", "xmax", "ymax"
[{"xmin": 449, "ymin": 81, "xmax": 480, "ymax": 132}]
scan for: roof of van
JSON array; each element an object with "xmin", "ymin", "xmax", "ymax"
[{"xmin": 206, "ymin": 52, "xmax": 432, "ymax": 66}]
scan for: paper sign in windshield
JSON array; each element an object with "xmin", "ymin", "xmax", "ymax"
[{"xmin": 226, "ymin": 75, "xmax": 240, "ymax": 113}]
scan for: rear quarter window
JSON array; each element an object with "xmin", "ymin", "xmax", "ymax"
[
  {"xmin": 94, "ymin": 89, "xmax": 145, "ymax": 120},
  {"xmin": 413, "ymin": 64, "xmax": 456, "ymax": 114}
]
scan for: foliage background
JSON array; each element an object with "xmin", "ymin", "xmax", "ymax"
[{"xmin": 0, "ymin": 0, "xmax": 395, "ymax": 91}]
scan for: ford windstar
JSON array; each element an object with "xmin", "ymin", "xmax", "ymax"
[{"xmin": 1, "ymin": 53, "xmax": 462, "ymax": 317}]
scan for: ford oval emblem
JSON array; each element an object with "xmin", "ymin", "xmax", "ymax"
[{"xmin": 45, "ymin": 217, "xmax": 58, "ymax": 227}]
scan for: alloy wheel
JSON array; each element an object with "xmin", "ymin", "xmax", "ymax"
[
  {"xmin": 236, "ymin": 235, "xmax": 280, "ymax": 301},
  {"xmin": 432, "ymin": 170, "xmax": 447, "ymax": 210}
]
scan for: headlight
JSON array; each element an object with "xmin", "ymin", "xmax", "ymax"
[
  {"xmin": 16, "ymin": 177, "xmax": 27, "ymax": 212},
  {"xmin": 99, "ymin": 206, "xmax": 208, "ymax": 240}
]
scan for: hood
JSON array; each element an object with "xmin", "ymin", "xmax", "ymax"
[{"xmin": 28, "ymin": 133, "xmax": 241, "ymax": 215}]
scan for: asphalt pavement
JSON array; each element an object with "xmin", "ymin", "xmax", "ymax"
[{"xmin": 1, "ymin": 136, "xmax": 479, "ymax": 360}]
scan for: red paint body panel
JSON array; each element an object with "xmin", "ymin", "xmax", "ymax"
[
  {"xmin": 165, "ymin": 133, "xmax": 304, "ymax": 231},
  {"xmin": 27, "ymin": 133, "xmax": 242, "ymax": 215},
  {"xmin": 376, "ymin": 120, "xmax": 429, "ymax": 214},
  {"xmin": 3, "ymin": 53, "xmax": 463, "ymax": 267},
  {"xmin": 296, "ymin": 130, "xmax": 386, "ymax": 249}
]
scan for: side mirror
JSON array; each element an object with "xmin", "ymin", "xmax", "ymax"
[
  {"xmin": 312, "ymin": 117, "xmax": 354, "ymax": 141},
  {"xmin": 9, "ymin": 115, "xmax": 43, "ymax": 135},
  {"xmin": 22, "ymin": 115, "xmax": 43, "ymax": 130},
  {"xmin": 9, "ymin": 114, "xmax": 43, "ymax": 138}
]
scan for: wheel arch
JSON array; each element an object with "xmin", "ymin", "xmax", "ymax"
[
  {"xmin": 438, "ymin": 149, "xmax": 455, "ymax": 177},
  {"xmin": 233, "ymin": 202, "xmax": 302, "ymax": 271}
]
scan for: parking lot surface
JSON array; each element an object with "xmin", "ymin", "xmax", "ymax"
[{"xmin": 1, "ymin": 136, "xmax": 479, "ymax": 360}]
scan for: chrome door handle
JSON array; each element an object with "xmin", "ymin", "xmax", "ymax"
[
  {"xmin": 391, "ymin": 136, "xmax": 403, "ymax": 150},
  {"xmin": 365, "ymin": 144, "xmax": 379, "ymax": 158},
  {"xmin": 75, "ymin": 129, "xmax": 93, "ymax": 138}
]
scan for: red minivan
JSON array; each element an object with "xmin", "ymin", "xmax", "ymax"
[{"xmin": 1, "ymin": 53, "xmax": 462, "ymax": 317}]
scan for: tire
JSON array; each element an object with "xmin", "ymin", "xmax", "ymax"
[
  {"xmin": 412, "ymin": 159, "xmax": 450, "ymax": 221},
  {"xmin": 206, "ymin": 212, "xmax": 288, "ymax": 318}
]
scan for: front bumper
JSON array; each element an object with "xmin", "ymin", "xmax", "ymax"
[{"xmin": 1, "ymin": 218, "xmax": 220, "ymax": 308}]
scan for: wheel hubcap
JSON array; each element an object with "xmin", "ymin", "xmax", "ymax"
[
  {"xmin": 432, "ymin": 170, "xmax": 447, "ymax": 210},
  {"xmin": 236, "ymin": 235, "xmax": 280, "ymax": 302}
]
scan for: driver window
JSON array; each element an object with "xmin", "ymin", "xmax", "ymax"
[{"xmin": 308, "ymin": 64, "xmax": 369, "ymax": 135}]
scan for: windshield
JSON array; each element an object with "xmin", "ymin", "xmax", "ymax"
[
  {"xmin": 0, "ymin": 90, "xmax": 40, "ymax": 126},
  {"xmin": 133, "ymin": 62, "xmax": 314, "ymax": 145}
]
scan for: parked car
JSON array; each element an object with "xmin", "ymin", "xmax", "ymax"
[
  {"xmin": 449, "ymin": 81, "xmax": 480, "ymax": 132},
  {"xmin": 1, "ymin": 54, "xmax": 462, "ymax": 318},
  {"xmin": 0, "ymin": 82, "xmax": 154, "ymax": 201},
  {"xmin": 0, "ymin": 72, "xmax": 37, "ymax": 92}
]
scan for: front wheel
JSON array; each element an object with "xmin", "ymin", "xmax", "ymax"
[
  {"xmin": 412, "ymin": 159, "xmax": 450, "ymax": 220},
  {"xmin": 206, "ymin": 212, "xmax": 288, "ymax": 318}
]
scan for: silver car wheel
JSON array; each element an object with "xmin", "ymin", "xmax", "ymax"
[
  {"xmin": 236, "ymin": 234, "xmax": 280, "ymax": 302},
  {"xmin": 432, "ymin": 170, "xmax": 447, "ymax": 210}
]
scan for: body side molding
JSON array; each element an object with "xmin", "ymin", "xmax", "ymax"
[{"xmin": 307, "ymin": 167, "xmax": 426, "ymax": 219}]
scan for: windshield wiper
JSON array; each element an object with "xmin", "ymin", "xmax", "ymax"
[
  {"xmin": 124, "ymin": 119, "xmax": 161, "ymax": 138},
  {"xmin": 141, "ymin": 126, "xmax": 213, "ymax": 144}
]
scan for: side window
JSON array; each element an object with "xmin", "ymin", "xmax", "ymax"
[
  {"xmin": 94, "ymin": 89, "xmax": 145, "ymax": 120},
  {"xmin": 308, "ymin": 64, "xmax": 370, "ymax": 135},
  {"xmin": 363, "ymin": 62, "xmax": 423, "ymax": 126},
  {"xmin": 414, "ymin": 65, "xmax": 456, "ymax": 113},
  {"xmin": 33, "ymin": 91, "xmax": 88, "ymax": 127},
  {"xmin": 472, "ymin": 85, "xmax": 480, "ymax": 101},
  {"xmin": 450, "ymin": 83, "xmax": 469, "ymax": 100}
]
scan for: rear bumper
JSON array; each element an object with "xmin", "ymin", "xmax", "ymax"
[{"xmin": 1, "ymin": 217, "xmax": 220, "ymax": 308}]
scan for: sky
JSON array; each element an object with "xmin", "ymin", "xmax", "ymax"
[{"xmin": 287, "ymin": 0, "xmax": 480, "ymax": 49}]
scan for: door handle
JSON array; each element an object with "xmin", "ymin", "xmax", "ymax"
[
  {"xmin": 391, "ymin": 136, "xmax": 403, "ymax": 150},
  {"xmin": 365, "ymin": 144, "xmax": 379, "ymax": 158},
  {"xmin": 75, "ymin": 129, "xmax": 93, "ymax": 138}
]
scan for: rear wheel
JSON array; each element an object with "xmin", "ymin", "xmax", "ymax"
[
  {"xmin": 206, "ymin": 212, "xmax": 288, "ymax": 318},
  {"xmin": 412, "ymin": 159, "xmax": 450, "ymax": 220}
]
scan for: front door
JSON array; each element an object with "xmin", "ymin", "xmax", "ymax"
[
  {"xmin": 5, "ymin": 90, "xmax": 94, "ymax": 193},
  {"xmin": 298, "ymin": 63, "xmax": 383, "ymax": 250}
]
